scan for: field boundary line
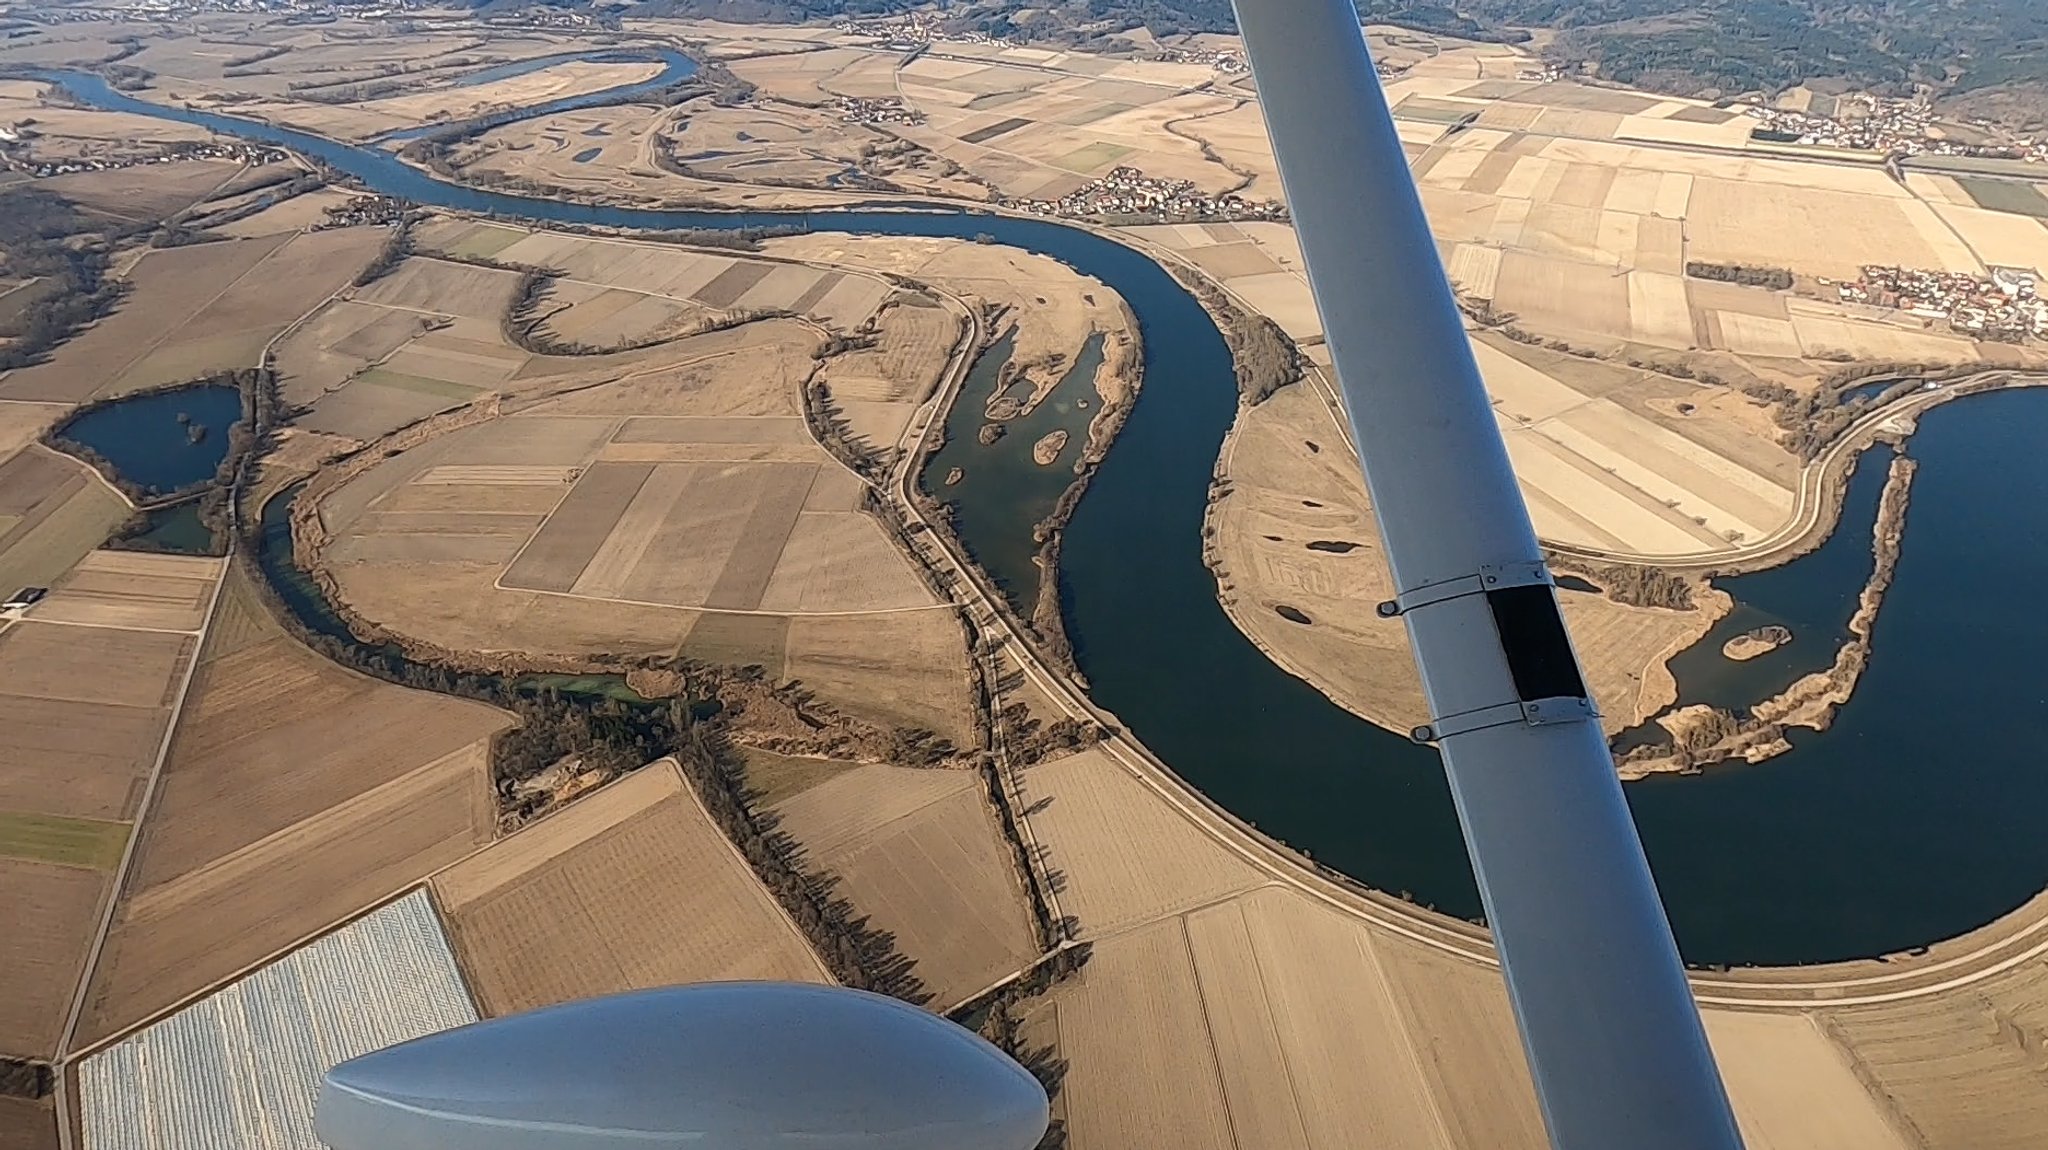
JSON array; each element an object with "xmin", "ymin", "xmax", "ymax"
[
  {"xmin": 62, "ymin": 882, "xmax": 438, "ymax": 1064},
  {"xmin": 489, "ymin": 577, "xmax": 957, "ymax": 617},
  {"xmin": 18, "ymin": 616, "xmax": 202, "ymax": 637}
]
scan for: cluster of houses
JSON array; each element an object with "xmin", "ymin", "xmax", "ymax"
[
  {"xmin": 1006, "ymin": 165, "xmax": 1287, "ymax": 223},
  {"xmin": 1150, "ymin": 46, "xmax": 1247, "ymax": 73},
  {"xmin": 833, "ymin": 97, "xmax": 925, "ymax": 127},
  {"xmin": 0, "ymin": 137, "xmax": 284, "ymax": 177},
  {"xmin": 1843, "ymin": 264, "xmax": 2048, "ymax": 341},
  {"xmin": 1747, "ymin": 95, "xmax": 2048, "ymax": 163},
  {"xmin": 834, "ymin": 12, "xmax": 1011, "ymax": 51}
]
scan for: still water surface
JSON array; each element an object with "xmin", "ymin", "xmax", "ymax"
[{"xmin": 60, "ymin": 384, "xmax": 242, "ymax": 495}]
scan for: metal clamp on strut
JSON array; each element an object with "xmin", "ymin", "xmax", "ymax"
[
  {"xmin": 1377, "ymin": 560, "xmax": 1552, "ymax": 619},
  {"xmin": 1382, "ymin": 559, "xmax": 1600, "ymax": 743},
  {"xmin": 1410, "ymin": 696, "xmax": 1598, "ymax": 744}
]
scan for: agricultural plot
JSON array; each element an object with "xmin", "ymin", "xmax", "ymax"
[
  {"xmin": 662, "ymin": 103, "xmax": 986, "ymax": 200},
  {"xmin": 31, "ymin": 550, "xmax": 222, "ymax": 632},
  {"xmin": 0, "ymin": 859, "xmax": 105, "ymax": 1057},
  {"xmin": 36, "ymin": 159, "xmax": 243, "ymax": 225},
  {"xmin": 1208, "ymin": 381, "xmax": 1734, "ymax": 736},
  {"xmin": 888, "ymin": 57, "xmax": 1243, "ymax": 198},
  {"xmin": 1701, "ymin": 1011, "xmax": 1913, "ymax": 1150},
  {"xmin": 1042, "ymin": 885, "xmax": 1545, "ymax": 1150},
  {"xmin": 78, "ymin": 890, "xmax": 477, "ymax": 1150},
  {"xmin": 0, "ymin": 447, "xmax": 129, "ymax": 594},
  {"xmin": 434, "ymin": 762, "xmax": 830, "ymax": 1016},
  {"xmin": 306, "ymin": 312, "xmax": 978, "ymax": 744},
  {"xmin": 1819, "ymin": 955, "xmax": 2048, "ymax": 1150},
  {"xmin": 1016, "ymin": 749, "xmax": 1263, "ymax": 936},
  {"xmin": 770, "ymin": 765, "xmax": 1038, "ymax": 1005},
  {"xmin": 76, "ymin": 564, "xmax": 508, "ymax": 1046},
  {"xmin": 0, "ymin": 552, "xmax": 215, "ymax": 1059},
  {"xmin": 0, "ymin": 229, "xmax": 382, "ymax": 403}
]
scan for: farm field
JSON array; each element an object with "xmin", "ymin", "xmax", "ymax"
[
  {"xmin": 77, "ymin": 890, "xmax": 477, "ymax": 1150},
  {"xmin": 433, "ymin": 761, "xmax": 831, "ymax": 1016},
  {"xmin": 769, "ymin": 765, "xmax": 1038, "ymax": 1005},
  {"xmin": 0, "ymin": 1097, "xmax": 56, "ymax": 1150},
  {"xmin": 0, "ymin": 550, "xmax": 216, "ymax": 1061},
  {"xmin": 1208, "ymin": 384, "xmax": 1731, "ymax": 735},
  {"xmin": 75, "ymin": 561, "xmax": 509, "ymax": 1047},
  {"xmin": 276, "ymin": 229, "xmax": 907, "ymax": 442},
  {"xmin": 0, "ymin": 229, "xmax": 384, "ymax": 404},
  {"xmin": 0, "ymin": 447, "xmax": 131, "ymax": 595},
  {"xmin": 293, "ymin": 240, "xmax": 986, "ymax": 741}
]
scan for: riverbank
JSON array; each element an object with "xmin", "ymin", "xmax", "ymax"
[{"xmin": 1617, "ymin": 451, "xmax": 1917, "ymax": 778}]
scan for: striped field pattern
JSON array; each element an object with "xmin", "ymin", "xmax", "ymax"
[{"xmin": 79, "ymin": 890, "xmax": 475, "ymax": 1150}]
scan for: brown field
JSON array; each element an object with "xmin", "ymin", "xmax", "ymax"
[
  {"xmin": 37, "ymin": 159, "xmax": 243, "ymax": 224},
  {"xmin": 1702, "ymin": 1010, "xmax": 1913, "ymax": 1150},
  {"xmin": 31, "ymin": 550, "xmax": 222, "ymax": 632},
  {"xmin": 434, "ymin": 761, "xmax": 831, "ymax": 1016},
  {"xmin": 770, "ymin": 765, "xmax": 1039, "ymax": 1004},
  {"xmin": 1017, "ymin": 749, "xmax": 1263, "ymax": 935},
  {"xmin": 1043, "ymin": 885, "xmax": 1540, "ymax": 1150},
  {"xmin": 304, "ymin": 312, "xmax": 978, "ymax": 743},
  {"xmin": 0, "ymin": 229, "xmax": 382, "ymax": 403},
  {"xmin": 1820, "ymin": 957, "xmax": 2048, "ymax": 1150},
  {"xmin": 738, "ymin": 746, "xmax": 856, "ymax": 805},
  {"xmin": 662, "ymin": 103, "xmax": 986, "ymax": 200},
  {"xmin": 0, "ymin": 448, "xmax": 130, "ymax": 595},
  {"xmin": 0, "ymin": 859, "xmax": 106, "ymax": 1057},
  {"xmin": 1209, "ymin": 382, "xmax": 1729, "ymax": 735},
  {"xmin": 1686, "ymin": 178, "xmax": 1979, "ymax": 280},
  {"xmin": 75, "ymin": 562, "xmax": 509, "ymax": 1044},
  {"xmin": 0, "ymin": 1097, "xmax": 56, "ymax": 1150},
  {"xmin": 782, "ymin": 611, "xmax": 976, "ymax": 745}
]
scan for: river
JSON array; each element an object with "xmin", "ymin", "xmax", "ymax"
[{"xmin": 43, "ymin": 65, "xmax": 2048, "ymax": 966}]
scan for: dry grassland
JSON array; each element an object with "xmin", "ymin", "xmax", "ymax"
[
  {"xmin": 764, "ymin": 233, "xmax": 1114, "ymax": 398},
  {"xmin": 782, "ymin": 611, "xmax": 976, "ymax": 745},
  {"xmin": 664, "ymin": 103, "xmax": 986, "ymax": 200},
  {"xmin": 0, "ymin": 404, "xmax": 62, "ymax": 465},
  {"xmin": 0, "ymin": 859, "xmax": 106, "ymax": 1057},
  {"xmin": 365, "ymin": 60, "xmax": 663, "ymax": 127},
  {"xmin": 32, "ymin": 550, "xmax": 222, "ymax": 632},
  {"xmin": 1209, "ymin": 383, "xmax": 1725, "ymax": 734},
  {"xmin": 0, "ymin": 229, "xmax": 381, "ymax": 403},
  {"xmin": 739, "ymin": 746, "xmax": 855, "ymax": 805},
  {"xmin": 770, "ymin": 765, "xmax": 1038, "ymax": 1004},
  {"xmin": 435, "ymin": 761, "xmax": 831, "ymax": 1016},
  {"xmin": 209, "ymin": 186, "xmax": 364, "ymax": 238}
]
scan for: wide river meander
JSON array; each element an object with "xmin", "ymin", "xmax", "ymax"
[{"xmin": 47, "ymin": 64, "xmax": 2048, "ymax": 966}]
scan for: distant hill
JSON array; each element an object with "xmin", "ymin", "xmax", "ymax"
[{"xmin": 515, "ymin": 0, "xmax": 2048, "ymax": 126}]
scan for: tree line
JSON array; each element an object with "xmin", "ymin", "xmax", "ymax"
[{"xmin": 1686, "ymin": 261, "xmax": 1794, "ymax": 291}]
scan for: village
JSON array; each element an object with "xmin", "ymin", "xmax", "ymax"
[
  {"xmin": 0, "ymin": 135, "xmax": 285, "ymax": 177},
  {"xmin": 1005, "ymin": 164, "xmax": 1289, "ymax": 222},
  {"xmin": 1748, "ymin": 94, "xmax": 2048, "ymax": 163},
  {"xmin": 1842, "ymin": 263, "xmax": 2048, "ymax": 342}
]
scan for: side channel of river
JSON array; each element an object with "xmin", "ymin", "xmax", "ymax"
[{"xmin": 49, "ymin": 66, "xmax": 2048, "ymax": 965}]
